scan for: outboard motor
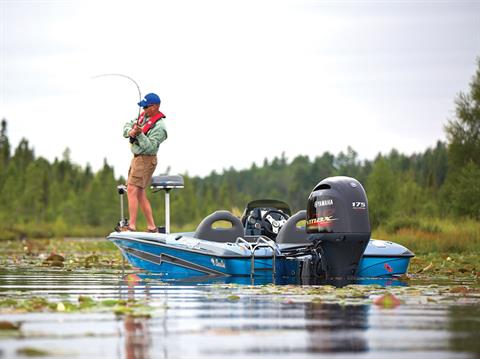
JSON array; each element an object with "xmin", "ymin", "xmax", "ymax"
[{"xmin": 306, "ymin": 176, "xmax": 371, "ymax": 278}]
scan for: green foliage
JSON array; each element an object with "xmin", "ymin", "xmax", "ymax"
[
  {"xmin": 0, "ymin": 133, "xmax": 121, "ymax": 238},
  {"xmin": 444, "ymin": 58, "xmax": 480, "ymax": 171},
  {"xmin": 1, "ymin": 60, "xmax": 480, "ymax": 237},
  {"xmin": 0, "ymin": 129, "xmax": 475, "ymax": 238},
  {"xmin": 374, "ymin": 218, "xmax": 480, "ymax": 254},
  {"xmin": 395, "ymin": 172, "xmax": 427, "ymax": 217},
  {"xmin": 384, "ymin": 216, "xmax": 441, "ymax": 235},
  {"xmin": 446, "ymin": 161, "xmax": 480, "ymax": 219},
  {"xmin": 413, "ymin": 141, "xmax": 448, "ymax": 189},
  {"xmin": 366, "ymin": 157, "xmax": 398, "ymax": 227},
  {"xmin": 0, "ymin": 118, "xmax": 10, "ymax": 171},
  {"xmin": 442, "ymin": 58, "xmax": 480, "ymax": 218}
]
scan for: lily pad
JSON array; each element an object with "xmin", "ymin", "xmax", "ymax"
[
  {"xmin": 44, "ymin": 253, "xmax": 65, "ymax": 262},
  {"xmin": 0, "ymin": 321, "xmax": 21, "ymax": 330},
  {"xmin": 16, "ymin": 347, "xmax": 50, "ymax": 357}
]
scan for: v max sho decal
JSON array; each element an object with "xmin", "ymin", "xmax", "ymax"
[{"xmin": 306, "ymin": 216, "xmax": 337, "ymax": 229}]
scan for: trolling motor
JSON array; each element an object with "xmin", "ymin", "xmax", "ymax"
[
  {"xmin": 306, "ymin": 176, "xmax": 371, "ymax": 279},
  {"xmin": 114, "ymin": 184, "xmax": 129, "ymax": 231}
]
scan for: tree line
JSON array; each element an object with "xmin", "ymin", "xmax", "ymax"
[{"xmin": 1, "ymin": 60, "xmax": 479, "ymax": 239}]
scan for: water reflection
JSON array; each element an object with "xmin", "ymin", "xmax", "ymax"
[
  {"xmin": 123, "ymin": 316, "xmax": 151, "ymax": 359},
  {"xmin": 0, "ymin": 267, "xmax": 479, "ymax": 359},
  {"xmin": 135, "ymin": 272, "xmax": 408, "ymax": 288},
  {"xmin": 449, "ymin": 305, "xmax": 480, "ymax": 355},
  {"xmin": 120, "ymin": 275, "xmax": 372, "ymax": 356},
  {"xmin": 304, "ymin": 302, "xmax": 369, "ymax": 353}
]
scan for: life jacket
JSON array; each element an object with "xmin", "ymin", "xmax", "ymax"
[{"xmin": 137, "ymin": 111, "xmax": 166, "ymax": 134}]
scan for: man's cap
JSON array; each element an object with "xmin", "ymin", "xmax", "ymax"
[{"xmin": 138, "ymin": 93, "xmax": 161, "ymax": 107}]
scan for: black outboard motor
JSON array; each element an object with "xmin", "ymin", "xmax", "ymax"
[{"xmin": 307, "ymin": 176, "xmax": 371, "ymax": 278}]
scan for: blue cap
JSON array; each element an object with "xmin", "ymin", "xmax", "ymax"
[{"xmin": 138, "ymin": 93, "xmax": 161, "ymax": 107}]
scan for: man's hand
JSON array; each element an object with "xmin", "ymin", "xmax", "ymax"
[{"xmin": 129, "ymin": 125, "xmax": 142, "ymax": 137}]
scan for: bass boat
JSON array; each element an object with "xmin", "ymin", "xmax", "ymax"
[{"xmin": 107, "ymin": 175, "xmax": 414, "ymax": 283}]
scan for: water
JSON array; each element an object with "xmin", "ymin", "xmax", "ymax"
[{"xmin": 0, "ymin": 267, "xmax": 479, "ymax": 358}]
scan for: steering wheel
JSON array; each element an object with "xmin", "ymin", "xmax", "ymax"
[{"xmin": 261, "ymin": 209, "xmax": 290, "ymax": 238}]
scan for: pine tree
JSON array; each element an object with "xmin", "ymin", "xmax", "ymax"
[
  {"xmin": 444, "ymin": 58, "xmax": 480, "ymax": 170},
  {"xmin": 0, "ymin": 119, "xmax": 11, "ymax": 169},
  {"xmin": 443, "ymin": 58, "xmax": 480, "ymax": 217}
]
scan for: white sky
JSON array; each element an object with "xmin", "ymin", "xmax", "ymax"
[{"xmin": 2, "ymin": 0, "xmax": 480, "ymax": 177}]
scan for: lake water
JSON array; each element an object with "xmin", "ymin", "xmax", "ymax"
[{"xmin": 0, "ymin": 259, "xmax": 479, "ymax": 358}]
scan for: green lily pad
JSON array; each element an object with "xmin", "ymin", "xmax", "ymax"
[{"xmin": 16, "ymin": 347, "xmax": 50, "ymax": 357}]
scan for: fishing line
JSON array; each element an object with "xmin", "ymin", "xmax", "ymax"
[{"xmin": 91, "ymin": 73, "xmax": 143, "ymax": 119}]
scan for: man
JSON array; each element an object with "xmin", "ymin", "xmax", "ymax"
[{"xmin": 122, "ymin": 92, "xmax": 167, "ymax": 232}]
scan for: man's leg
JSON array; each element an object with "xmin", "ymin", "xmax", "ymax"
[
  {"xmin": 127, "ymin": 184, "xmax": 140, "ymax": 230},
  {"xmin": 138, "ymin": 189, "xmax": 156, "ymax": 230}
]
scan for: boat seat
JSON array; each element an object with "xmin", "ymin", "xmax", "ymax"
[
  {"xmin": 151, "ymin": 174, "xmax": 184, "ymax": 191},
  {"xmin": 194, "ymin": 210, "xmax": 244, "ymax": 243},
  {"xmin": 276, "ymin": 210, "xmax": 309, "ymax": 244}
]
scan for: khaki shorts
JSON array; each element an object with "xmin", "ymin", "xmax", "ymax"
[{"xmin": 127, "ymin": 155, "xmax": 158, "ymax": 189}]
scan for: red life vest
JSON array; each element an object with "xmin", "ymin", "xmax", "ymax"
[{"xmin": 137, "ymin": 111, "xmax": 165, "ymax": 134}]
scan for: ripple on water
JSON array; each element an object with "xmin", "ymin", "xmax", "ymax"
[{"xmin": 0, "ymin": 267, "xmax": 479, "ymax": 359}]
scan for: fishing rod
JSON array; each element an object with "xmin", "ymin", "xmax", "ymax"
[
  {"xmin": 91, "ymin": 73, "xmax": 143, "ymax": 119},
  {"xmin": 92, "ymin": 73, "xmax": 143, "ymax": 143}
]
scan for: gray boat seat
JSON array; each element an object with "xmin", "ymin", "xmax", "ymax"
[
  {"xmin": 276, "ymin": 210, "xmax": 309, "ymax": 244},
  {"xmin": 151, "ymin": 175, "xmax": 184, "ymax": 191},
  {"xmin": 194, "ymin": 210, "xmax": 244, "ymax": 243}
]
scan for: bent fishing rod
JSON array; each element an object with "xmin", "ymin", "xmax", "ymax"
[
  {"xmin": 92, "ymin": 73, "xmax": 144, "ymax": 143},
  {"xmin": 91, "ymin": 73, "xmax": 143, "ymax": 119}
]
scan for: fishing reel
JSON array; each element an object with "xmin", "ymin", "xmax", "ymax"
[{"xmin": 129, "ymin": 124, "xmax": 142, "ymax": 144}]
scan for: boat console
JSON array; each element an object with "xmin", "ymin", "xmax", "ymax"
[{"xmin": 241, "ymin": 199, "xmax": 291, "ymax": 239}]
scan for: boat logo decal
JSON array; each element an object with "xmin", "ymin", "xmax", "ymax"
[
  {"xmin": 352, "ymin": 201, "xmax": 366, "ymax": 210},
  {"xmin": 314, "ymin": 199, "xmax": 333, "ymax": 208},
  {"xmin": 306, "ymin": 216, "xmax": 337, "ymax": 228},
  {"xmin": 384, "ymin": 263, "xmax": 393, "ymax": 273},
  {"xmin": 211, "ymin": 258, "xmax": 226, "ymax": 268}
]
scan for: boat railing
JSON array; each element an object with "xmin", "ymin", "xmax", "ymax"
[
  {"xmin": 235, "ymin": 236, "xmax": 278, "ymax": 282},
  {"xmin": 234, "ymin": 237, "xmax": 254, "ymax": 252}
]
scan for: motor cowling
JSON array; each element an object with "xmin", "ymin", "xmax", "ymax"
[{"xmin": 307, "ymin": 176, "xmax": 371, "ymax": 278}]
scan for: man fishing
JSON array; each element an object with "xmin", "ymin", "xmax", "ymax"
[{"xmin": 122, "ymin": 92, "xmax": 167, "ymax": 232}]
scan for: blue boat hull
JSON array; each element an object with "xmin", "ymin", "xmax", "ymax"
[
  {"xmin": 109, "ymin": 233, "xmax": 413, "ymax": 279},
  {"xmin": 110, "ymin": 236, "xmax": 299, "ymax": 278},
  {"xmin": 358, "ymin": 256, "xmax": 411, "ymax": 277}
]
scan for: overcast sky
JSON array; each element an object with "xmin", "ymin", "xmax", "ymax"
[{"xmin": 2, "ymin": 0, "xmax": 480, "ymax": 178}]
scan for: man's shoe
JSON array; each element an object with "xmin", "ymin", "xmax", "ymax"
[{"xmin": 120, "ymin": 226, "xmax": 136, "ymax": 232}]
